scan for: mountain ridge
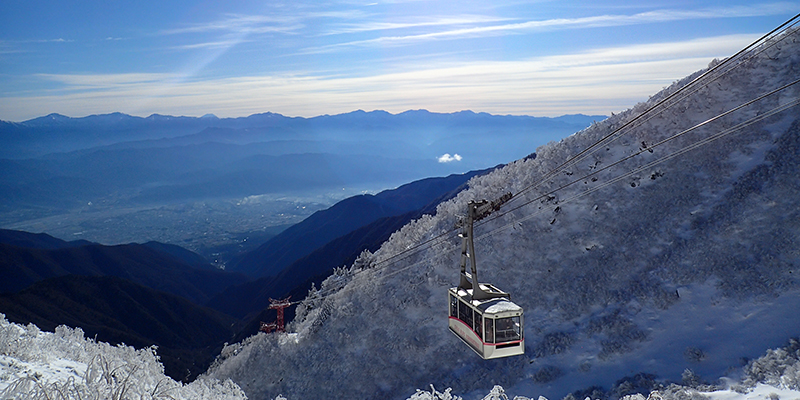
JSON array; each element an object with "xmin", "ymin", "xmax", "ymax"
[
  {"xmin": 229, "ymin": 168, "xmax": 496, "ymax": 278},
  {"xmin": 0, "ymin": 234, "xmax": 249, "ymax": 304},
  {"xmin": 10, "ymin": 109, "xmax": 604, "ymax": 125},
  {"xmin": 211, "ymin": 168, "xmax": 491, "ymax": 321},
  {"xmin": 1, "ymin": 110, "xmax": 603, "ymax": 160}
]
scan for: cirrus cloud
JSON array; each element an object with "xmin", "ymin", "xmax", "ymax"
[{"xmin": 0, "ymin": 34, "xmax": 763, "ymax": 121}]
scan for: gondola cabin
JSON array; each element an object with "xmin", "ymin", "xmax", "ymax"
[{"xmin": 448, "ymin": 284, "xmax": 524, "ymax": 359}]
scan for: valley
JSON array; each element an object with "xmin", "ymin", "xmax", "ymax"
[
  {"xmin": 0, "ymin": 110, "xmax": 595, "ymax": 267},
  {"xmin": 1, "ymin": 192, "xmax": 351, "ymax": 268}
]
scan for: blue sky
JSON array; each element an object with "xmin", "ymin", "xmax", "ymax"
[{"xmin": 0, "ymin": 0, "xmax": 797, "ymax": 121}]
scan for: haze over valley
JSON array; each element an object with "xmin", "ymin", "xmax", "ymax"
[{"xmin": 0, "ymin": 111, "xmax": 600, "ymax": 266}]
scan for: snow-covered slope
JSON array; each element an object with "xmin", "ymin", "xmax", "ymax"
[
  {"xmin": 4, "ymin": 313, "xmax": 798, "ymax": 400},
  {"xmin": 205, "ymin": 26, "xmax": 800, "ymax": 400},
  {"xmin": 410, "ymin": 337, "xmax": 800, "ymax": 400},
  {"xmin": 0, "ymin": 315, "xmax": 246, "ymax": 399},
  {"xmin": 1, "ymin": 26, "xmax": 798, "ymax": 400}
]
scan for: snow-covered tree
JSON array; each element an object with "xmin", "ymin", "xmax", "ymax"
[{"xmin": 0, "ymin": 314, "xmax": 247, "ymax": 400}]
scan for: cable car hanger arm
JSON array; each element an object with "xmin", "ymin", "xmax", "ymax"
[{"xmin": 458, "ymin": 193, "xmax": 513, "ymax": 300}]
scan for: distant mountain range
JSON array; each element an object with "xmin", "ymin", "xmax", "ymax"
[
  {"xmin": 0, "ymin": 110, "xmax": 600, "ymax": 214},
  {"xmin": 1, "ymin": 110, "xmax": 603, "ymax": 159}
]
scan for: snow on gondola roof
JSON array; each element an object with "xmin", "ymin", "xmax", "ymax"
[{"xmin": 483, "ymin": 300, "xmax": 522, "ymax": 314}]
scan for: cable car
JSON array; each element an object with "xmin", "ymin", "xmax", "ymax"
[
  {"xmin": 448, "ymin": 285, "xmax": 524, "ymax": 359},
  {"xmin": 448, "ymin": 196, "xmax": 524, "ymax": 359}
]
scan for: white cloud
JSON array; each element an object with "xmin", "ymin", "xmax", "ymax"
[
  {"xmin": 0, "ymin": 34, "xmax": 761, "ymax": 121},
  {"xmin": 322, "ymin": 15, "xmax": 514, "ymax": 36},
  {"xmin": 438, "ymin": 153, "xmax": 462, "ymax": 163},
  {"xmin": 36, "ymin": 72, "xmax": 177, "ymax": 86},
  {"xmin": 299, "ymin": 3, "xmax": 796, "ymax": 53},
  {"xmin": 172, "ymin": 39, "xmax": 251, "ymax": 50},
  {"xmin": 161, "ymin": 14, "xmax": 302, "ymax": 36}
]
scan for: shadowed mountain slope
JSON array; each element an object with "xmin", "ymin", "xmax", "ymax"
[
  {"xmin": 0, "ymin": 235, "xmax": 248, "ymax": 303},
  {"xmin": 0, "ymin": 228, "xmax": 93, "ymax": 249},
  {"xmin": 230, "ymin": 168, "xmax": 495, "ymax": 278}
]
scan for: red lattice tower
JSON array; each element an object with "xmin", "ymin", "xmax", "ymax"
[{"xmin": 259, "ymin": 297, "xmax": 292, "ymax": 333}]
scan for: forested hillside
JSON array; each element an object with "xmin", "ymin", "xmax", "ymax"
[{"xmin": 205, "ymin": 26, "xmax": 800, "ymax": 400}]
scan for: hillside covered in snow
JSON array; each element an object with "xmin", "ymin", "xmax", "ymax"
[
  {"xmin": 0, "ymin": 315, "xmax": 247, "ymax": 399},
  {"xmin": 203, "ymin": 26, "xmax": 800, "ymax": 400},
  {"xmin": 2, "ymin": 313, "xmax": 799, "ymax": 400}
]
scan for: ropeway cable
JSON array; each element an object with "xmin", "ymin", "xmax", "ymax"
[
  {"xmin": 494, "ymin": 14, "xmax": 800, "ymax": 220},
  {"xmin": 476, "ymin": 78, "xmax": 800, "ymax": 235},
  {"xmin": 365, "ymin": 68, "xmax": 800, "ymax": 286},
  {"xmin": 477, "ymin": 96, "xmax": 800, "ymax": 241},
  {"xmin": 288, "ymin": 17, "xmax": 800, "ymax": 307},
  {"xmin": 306, "ymin": 89, "xmax": 800, "ymax": 302},
  {"xmin": 363, "ymin": 14, "xmax": 800, "ymax": 280}
]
